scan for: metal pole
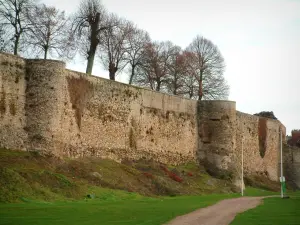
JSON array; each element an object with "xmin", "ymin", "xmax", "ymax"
[
  {"xmin": 280, "ymin": 128, "xmax": 283, "ymax": 198},
  {"xmin": 242, "ymin": 137, "xmax": 244, "ymax": 196}
]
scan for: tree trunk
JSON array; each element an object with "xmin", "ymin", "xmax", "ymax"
[
  {"xmin": 109, "ymin": 62, "xmax": 117, "ymax": 80},
  {"xmin": 129, "ymin": 65, "xmax": 135, "ymax": 84},
  {"xmin": 173, "ymin": 77, "xmax": 178, "ymax": 95},
  {"xmin": 86, "ymin": 46, "xmax": 96, "ymax": 75},
  {"xmin": 86, "ymin": 13, "xmax": 100, "ymax": 75},
  {"xmin": 156, "ymin": 81, "xmax": 161, "ymax": 91},
  {"xmin": 44, "ymin": 46, "xmax": 48, "ymax": 59},
  {"xmin": 13, "ymin": 34, "xmax": 20, "ymax": 55},
  {"xmin": 198, "ymin": 71, "xmax": 203, "ymax": 100}
]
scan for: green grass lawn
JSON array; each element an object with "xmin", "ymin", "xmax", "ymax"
[
  {"xmin": 0, "ymin": 187, "xmax": 281, "ymax": 225},
  {"xmin": 0, "ymin": 192, "xmax": 240, "ymax": 225},
  {"xmin": 231, "ymin": 191, "xmax": 300, "ymax": 225}
]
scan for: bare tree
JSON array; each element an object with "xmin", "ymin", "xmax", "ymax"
[
  {"xmin": 179, "ymin": 51, "xmax": 198, "ymax": 99},
  {"xmin": 125, "ymin": 27, "xmax": 150, "ymax": 84},
  {"xmin": 0, "ymin": 24, "xmax": 14, "ymax": 52},
  {"xmin": 99, "ymin": 15, "xmax": 132, "ymax": 80},
  {"xmin": 0, "ymin": 0, "xmax": 35, "ymax": 55},
  {"xmin": 201, "ymin": 68, "xmax": 229, "ymax": 100},
  {"xmin": 186, "ymin": 35, "xmax": 228, "ymax": 100},
  {"xmin": 133, "ymin": 41, "xmax": 178, "ymax": 92},
  {"xmin": 72, "ymin": 0, "xmax": 109, "ymax": 75},
  {"xmin": 25, "ymin": 4, "xmax": 73, "ymax": 59},
  {"xmin": 166, "ymin": 48, "xmax": 190, "ymax": 95}
]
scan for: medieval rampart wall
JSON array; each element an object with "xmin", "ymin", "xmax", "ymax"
[{"xmin": 0, "ymin": 53, "xmax": 287, "ymax": 183}]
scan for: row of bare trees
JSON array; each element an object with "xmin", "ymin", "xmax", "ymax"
[
  {"xmin": 0, "ymin": 0, "xmax": 229, "ymax": 100},
  {"xmin": 0, "ymin": 0, "xmax": 74, "ymax": 58}
]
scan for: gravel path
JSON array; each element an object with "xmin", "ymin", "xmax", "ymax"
[{"xmin": 165, "ymin": 197, "xmax": 265, "ymax": 225}]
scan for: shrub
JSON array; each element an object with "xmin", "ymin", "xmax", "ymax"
[
  {"xmin": 159, "ymin": 165, "xmax": 183, "ymax": 183},
  {"xmin": 168, "ymin": 172, "xmax": 183, "ymax": 183},
  {"xmin": 143, "ymin": 172, "xmax": 154, "ymax": 179}
]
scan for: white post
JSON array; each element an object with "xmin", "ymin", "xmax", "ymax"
[
  {"xmin": 280, "ymin": 128, "xmax": 283, "ymax": 198},
  {"xmin": 241, "ymin": 137, "xmax": 244, "ymax": 196}
]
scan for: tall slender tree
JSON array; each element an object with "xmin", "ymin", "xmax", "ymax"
[
  {"xmin": 99, "ymin": 15, "xmax": 132, "ymax": 80},
  {"xmin": 166, "ymin": 48, "xmax": 189, "ymax": 95},
  {"xmin": 125, "ymin": 27, "xmax": 150, "ymax": 84},
  {"xmin": 72, "ymin": 0, "xmax": 110, "ymax": 75}
]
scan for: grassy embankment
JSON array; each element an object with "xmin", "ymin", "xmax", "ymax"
[{"xmin": 1, "ymin": 148, "xmax": 296, "ymax": 225}]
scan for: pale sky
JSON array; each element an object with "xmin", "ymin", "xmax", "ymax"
[{"xmin": 44, "ymin": 0, "xmax": 300, "ymax": 135}]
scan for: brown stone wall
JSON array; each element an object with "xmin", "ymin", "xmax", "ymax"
[
  {"xmin": 0, "ymin": 52, "xmax": 289, "ymax": 180},
  {"xmin": 0, "ymin": 53, "xmax": 27, "ymax": 150},
  {"xmin": 25, "ymin": 59, "xmax": 66, "ymax": 152},
  {"xmin": 197, "ymin": 101, "xmax": 237, "ymax": 178},
  {"xmin": 47, "ymin": 70, "xmax": 198, "ymax": 164},
  {"xmin": 236, "ymin": 112, "xmax": 283, "ymax": 181},
  {"xmin": 284, "ymin": 145, "xmax": 300, "ymax": 189},
  {"xmin": 292, "ymin": 149, "xmax": 300, "ymax": 188}
]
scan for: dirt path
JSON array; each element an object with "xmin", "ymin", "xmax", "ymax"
[{"xmin": 165, "ymin": 197, "xmax": 266, "ymax": 225}]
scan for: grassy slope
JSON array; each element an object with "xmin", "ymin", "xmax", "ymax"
[
  {"xmin": 231, "ymin": 192, "xmax": 300, "ymax": 225},
  {"xmin": 2, "ymin": 148, "xmax": 294, "ymax": 225},
  {"xmin": 0, "ymin": 148, "xmax": 238, "ymax": 203}
]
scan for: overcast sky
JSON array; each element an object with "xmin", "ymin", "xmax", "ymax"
[{"xmin": 44, "ymin": 0, "xmax": 300, "ymax": 135}]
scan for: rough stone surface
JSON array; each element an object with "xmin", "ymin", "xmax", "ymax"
[
  {"xmin": 0, "ymin": 53, "xmax": 27, "ymax": 150},
  {"xmin": 284, "ymin": 145, "xmax": 300, "ymax": 188},
  {"xmin": 236, "ymin": 112, "xmax": 285, "ymax": 182},
  {"xmin": 0, "ymin": 52, "xmax": 289, "ymax": 184}
]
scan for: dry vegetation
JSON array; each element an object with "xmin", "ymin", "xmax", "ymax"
[{"xmin": 0, "ymin": 148, "xmax": 238, "ymax": 203}]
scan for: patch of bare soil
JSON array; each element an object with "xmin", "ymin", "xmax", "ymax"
[{"xmin": 166, "ymin": 197, "xmax": 264, "ymax": 225}]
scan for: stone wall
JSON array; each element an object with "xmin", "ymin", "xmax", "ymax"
[
  {"xmin": 47, "ymin": 70, "xmax": 198, "ymax": 164},
  {"xmin": 284, "ymin": 145, "xmax": 300, "ymax": 189},
  {"xmin": 236, "ymin": 112, "xmax": 285, "ymax": 181},
  {"xmin": 293, "ymin": 149, "xmax": 300, "ymax": 188},
  {"xmin": 0, "ymin": 53, "xmax": 27, "ymax": 150},
  {"xmin": 0, "ymin": 52, "xmax": 288, "ymax": 184},
  {"xmin": 197, "ymin": 101, "xmax": 237, "ymax": 179}
]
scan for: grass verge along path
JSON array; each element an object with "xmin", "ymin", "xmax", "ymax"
[{"xmin": 230, "ymin": 192, "xmax": 300, "ymax": 225}]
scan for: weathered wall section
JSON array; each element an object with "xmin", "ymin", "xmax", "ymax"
[
  {"xmin": 284, "ymin": 145, "xmax": 300, "ymax": 188},
  {"xmin": 236, "ymin": 112, "xmax": 285, "ymax": 181},
  {"xmin": 0, "ymin": 54, "xmax": 27, "ymax": 150},
  {"xmin": 292, "ymin": 149, "xmax": 300, "ymax": 188},
  {"xmin": 0, "ymin": 53, "xmax": 288, "ymax": 183},
  {"xmin": 47, "ymin": 70, "xmax": 198, "ymax": 164},
  {"xmin": 197, "ymin": 101, "xmax": 237, "ymax": 178}
]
